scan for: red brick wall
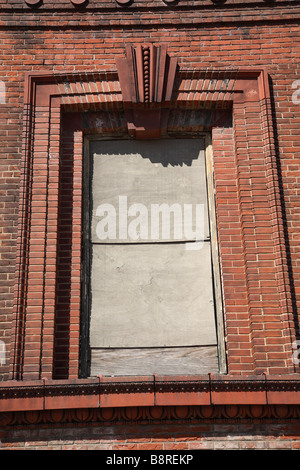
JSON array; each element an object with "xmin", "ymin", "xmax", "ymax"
[
  {"xmin": 1, "ymin": 18, "xmax": 300, "ymax": 379},
  {"xmin": 1, "ymin": 0, "xmax": 300, "ymax": 450},
  {"xmin": 1, "ymin": 421, "xmax": 300, "ymax": 450}
]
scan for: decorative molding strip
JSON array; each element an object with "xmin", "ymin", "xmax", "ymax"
[
  {"xmin": 15, "ymin": 2, "xmax": 300, "ymax": 30},
  {"xmin": 212, "ymin": 380, "xmax": 266, "ymax": 393},
  {"xmin": 100, "ymin": 381, "xmax": 154, "ymax": 395},
  {"xmin": 266, "ymin": 381, "xmax": 300, "ymax": 392},
  {"xmin": 1, "ymin": 375, "xmax": 300, "ymax": 411},
  {"xmin": 20, "ymin": 0, "xmax": 300, "ymax": 8},
  {"xmin": 0, "ymin": 385, "xmax": 44, "ymax": 400},
  {"xmin": 156, "ymin": 380, "xmax": 210, "ymax": 394},
  {"xmin": 1, "ymin": 404, "xmax": 300, "ymax": 428},
  {"xmin": 44, "ymin": 383, "xmax": 100, "ymax": 398}
]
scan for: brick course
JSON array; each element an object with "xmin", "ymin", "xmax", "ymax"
[{"xmin": 1, "ymin": 421, "xmax": 300, "ymax": 450}]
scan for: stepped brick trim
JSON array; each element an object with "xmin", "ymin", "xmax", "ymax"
[{"xmin": 8, "ymin": 63, "xmax": 297, "ymax": 383}]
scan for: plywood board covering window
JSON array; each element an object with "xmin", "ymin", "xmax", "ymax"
[{"xmin": 84, "ymin": 138, "xmax": 221, "ymax": 376}]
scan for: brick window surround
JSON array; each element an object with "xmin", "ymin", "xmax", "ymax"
[{"xmin": 3, "ymin": 52, "xmax": 300, "ymax": 417}]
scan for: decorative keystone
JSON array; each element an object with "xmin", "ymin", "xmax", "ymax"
[
  {"xmin": 116, "ymin": 44, "xmax": 177, "ymax": 105},
  {"xmin": 116, "ymin": 44, "xmax": 177, "ymax": 138}
]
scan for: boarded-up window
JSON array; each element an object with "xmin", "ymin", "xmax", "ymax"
[{"xmin": 83, "ymin": 138, "xmax": 222, "ymax": 376}]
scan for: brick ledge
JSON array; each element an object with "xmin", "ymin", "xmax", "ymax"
[{"xmin": 0, "ymin": 374, "xmax": 300, "ymax": 412}]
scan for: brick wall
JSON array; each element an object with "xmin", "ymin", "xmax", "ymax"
[
  {"xmin": 1, "ymin": 0, "xmax": 300, "ymax": 450},
  {"xmin": 1, "ymin": 421, "xmax": 300, "ymax": 450}
]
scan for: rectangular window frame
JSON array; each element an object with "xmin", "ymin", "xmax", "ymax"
[{"xmin": 80, "ymin": 132, "xmax": 227, "ymax": 378}]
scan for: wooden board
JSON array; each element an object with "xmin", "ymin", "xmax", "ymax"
[
  {"xmin": 90, "ymin": 139, "xmax": 210, "ymax": 243},
  {"xmin": 90, "ymin": 345, "xmax": 219, "ymax": 376},
  {"xmin": 89, "ymin": 242, "xmax": 217, "ymax": 348},
  {"xmin": 87, "ymin": 137, "xmax": 221, "ymax": 376}
]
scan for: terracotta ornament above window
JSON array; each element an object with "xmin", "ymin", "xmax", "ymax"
[{"xmin": 116, "ymin": 44, "xmax": 178, "ymax": 138}]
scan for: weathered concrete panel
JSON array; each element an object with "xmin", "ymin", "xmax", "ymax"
[{"xmin": 89, "ymin": 242, "xmax": 217, "ymax": 348}]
